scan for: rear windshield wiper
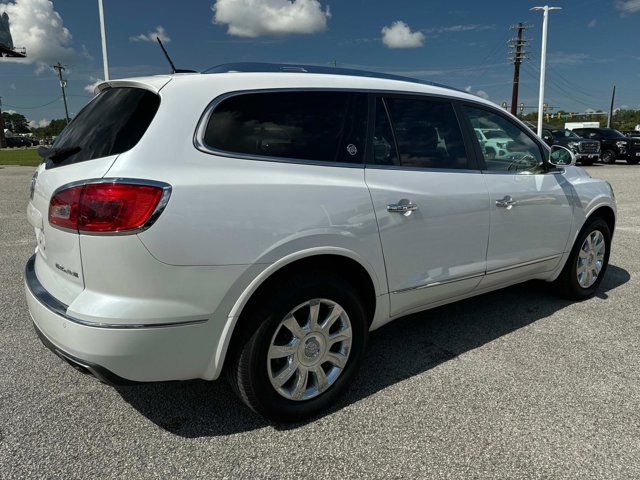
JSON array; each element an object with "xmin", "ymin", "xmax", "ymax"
[{"xmin": 37, "ymin": 145, "xmax": 82, "ymax": 163}]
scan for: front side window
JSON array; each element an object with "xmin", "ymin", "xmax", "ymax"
[
  {"xmin": 465, "ymin": 106, "xmax": 543, "ymax": 173},
  {"xmin": 203, "ymin": 91, "xmax": 367, "ymax": 164},
  {"xmin": 383, "ymin": 97, "xmax": 469, "ymax": 169}
]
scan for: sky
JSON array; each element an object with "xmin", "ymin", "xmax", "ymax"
[{"xmin": 0, "ymin": 0, "xmax": 639, "ymax": 128}]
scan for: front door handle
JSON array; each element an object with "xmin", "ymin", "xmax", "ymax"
[
  {"xmin": 387, "ymin": 199, "xmax": 419, "ymax": 216},
  {"xmin": 496, "ymin": 195, "xmax": 517, "ymax": 209}
]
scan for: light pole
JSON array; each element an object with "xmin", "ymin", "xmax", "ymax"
[
  {"xmin": 98, "ymin": 0, "xmax": 109, "ymax": 81},
  {"xmin": 531, "ymin": 6, "xmax": 561, "ymax": 136}
]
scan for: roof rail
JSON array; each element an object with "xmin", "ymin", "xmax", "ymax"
[{"xmin": 202, "ymin": 62, "xmax": 461, "ymax": 92}]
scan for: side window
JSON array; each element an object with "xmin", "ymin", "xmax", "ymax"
[
  {"xmin": 384, "ymin": 97, "xmax": 469, "ymax": 169},
  {"xmin": 203, "ymin": 91, "xmax": 367, "ymax": 164},
  {"xmin": 465, "ymin": 106, "xmax": 543, "ymax": 172},
  {"xmin": 372, "ymin": 97, "xmax": 399, "ymax": 165}
]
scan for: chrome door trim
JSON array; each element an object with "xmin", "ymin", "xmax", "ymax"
[
  {"xmin": 390, "ymin": 254, "xmax": 563, "ymax": 295},
  {"xmin": 485, "ymin": 254, "xmax": 562, "ymax": 275},
  {"xmin": 391, "ymin": 272, "xmax": 484, "ymax": 294}
]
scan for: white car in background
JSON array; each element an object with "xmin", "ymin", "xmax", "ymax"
[{"xmin": 25, "ymin": 64, "xmax": 616, "ymax": 422}]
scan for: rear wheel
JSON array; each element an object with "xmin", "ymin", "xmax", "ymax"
[
  {"xmin": 227, "ymin": 271, "xmax": 368, "ymax": 422},
  {"xmin": 552, "ymin": 217, "xmax": 611, "ymax": 300},
  {"xmin": 601, "ymin": 150, "xmax": 616, "ymax": 164}
]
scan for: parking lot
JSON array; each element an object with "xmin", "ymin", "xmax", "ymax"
[{"xmin": 1, "ymin": 163, "xmax": 638, "ymax": 479}]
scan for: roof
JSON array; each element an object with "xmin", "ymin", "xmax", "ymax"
[{"xmin": 203, "ymin": 62, "xmax": 462, "ymax": 93}]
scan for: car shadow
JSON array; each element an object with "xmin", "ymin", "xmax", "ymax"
[{"xmin": 116, "ymin": 264, "xmax": 630, "ymax": 437}]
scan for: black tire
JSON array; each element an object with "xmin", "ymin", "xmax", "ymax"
[
  {"xmin": 626, "ymin": 158, "xmax": 639, "ymax": 165},
  {"xmin": 552, "ymin": 217, "xmax": 611, "ymax": 300},
  {"xmin": 601, "ymin": 150, "xmax": 616, "ymax": 164},
  {"xmin": 227, "ymin": 271, "xmax": 368, "ymax": 423}
]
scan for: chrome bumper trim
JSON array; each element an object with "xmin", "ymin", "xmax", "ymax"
[{"xmin": 25, "ymin": 254, "xmax": 208, "ymax": 329}]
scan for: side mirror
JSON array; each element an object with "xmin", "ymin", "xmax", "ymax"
[{"xmin": 548, "ymin": 145, "xmax": 576, "ymax": 167}]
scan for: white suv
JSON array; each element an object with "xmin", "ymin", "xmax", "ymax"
[{"xmin": 25, "ymin": 64, "xmax": 616, "ymax": 422}]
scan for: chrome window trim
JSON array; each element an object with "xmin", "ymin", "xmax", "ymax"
[
  {"xmin": 193, "ymin": 87, "xmax": 499, "ymax": 172},
  {"xmin": 49, "ymin": 178, "xmax": 172, "ymax": 236},
  {"xmin": 25, "ymin": 255, "xmax": 208, "ymax": 329}
]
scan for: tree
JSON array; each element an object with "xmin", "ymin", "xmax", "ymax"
[
  {"xmin": 2, "ymin": 111, "xmax": 29, "ymax": 133},
  {"xmin": 31, "ymin": 119, "xmax": 67, "ymax": 139}
]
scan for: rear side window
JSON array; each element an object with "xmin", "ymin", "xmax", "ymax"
[
  {"xmin": 382, "ymin": 97, "xmax": 469, "ymax": 169},
  {"xmin": 203, "ymin": 91, "xmax": 367, "ymax": 164},
  {"xmin": 47, "ymin": 87, "xmax": 160, "ymax": 168}
]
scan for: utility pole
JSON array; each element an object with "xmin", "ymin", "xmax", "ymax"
[
  {"xmin": 52, "ymin": 62, "xmax": 70, "ymax": 124},
  {"xmin": 607, "ymin": 84, "xmax": 616, "ymax": 128},
  {"xmin": 508, "ymin": 23, "xmax": 530, "ymax": 116},
  {"xmin": 531, "ymin": 6, "xmax": 562, "ymax": 136},
  {"xmin": 0, "ymin": 97, "xmax": 6, "ymax": 149},
  {"xmin": 98, "ymin": 0, "xmax": 109, "ymax": 81}
]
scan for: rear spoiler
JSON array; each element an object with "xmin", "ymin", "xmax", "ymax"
[{"xmin": 94, "ymin": 76, "xmax": 173, "ymax": 95}]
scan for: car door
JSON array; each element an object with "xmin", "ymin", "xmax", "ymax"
[
  {"xmin": 365, "ymin": 95, "xmax": 490, "ymax": 317},
  {"xmin": 461, "ymin": 105, "xmax": 574, "ymax": 287}
]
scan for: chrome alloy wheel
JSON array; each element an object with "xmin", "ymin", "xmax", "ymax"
[
  {"xmin": 267, "ymin": 299, "xmax": 352, "ymax": 401},
  {"xmin": 577, "ymin": 230, "xmax": 606, "ymax": 289}
]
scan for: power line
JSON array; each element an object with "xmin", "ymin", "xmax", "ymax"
[{"xmin": 1, "ymin": 96, "xmax": 63, "ymax": 110}]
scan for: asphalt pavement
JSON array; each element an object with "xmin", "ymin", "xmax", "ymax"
[{"xmin": 1, "ymin": 163, "xmax": 638, "ymax": 479}]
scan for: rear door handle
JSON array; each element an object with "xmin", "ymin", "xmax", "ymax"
[
  {"xmin": 387, "ymin": 199, "xmax": 419, "ymax": 216},
  {"xmin": 496, "ymin": 195, "xmax": 517, "ymax": 209}
]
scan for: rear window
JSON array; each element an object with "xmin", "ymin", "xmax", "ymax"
[
  {"xmin": 202, "ymin": 91, "xmax": 367, "ymax": 164},
  {"xmin": 46, "ymin": 87, "xmax": 160, "ymax": 168}
]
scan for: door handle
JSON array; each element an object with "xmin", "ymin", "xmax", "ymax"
[
  {"xmin": 496, "ymin": 195, "xmax": 517, "ymax": 209},
  {"xmin": 387, "ymin": 199, "xmax": 419, "ymax": 216}
]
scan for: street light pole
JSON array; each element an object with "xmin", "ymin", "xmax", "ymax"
[
  {"xmin": 98, "ymin": 0, "xmax": 109, "ymax": 81},
  {"xmin": 531, "ymin": 6, "xmax": 561, "ymax": 136}
]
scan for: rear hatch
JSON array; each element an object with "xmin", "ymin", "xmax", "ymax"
[{"xmin": 27, "ymin": 82, "xmax": 165, "ymax": 305}]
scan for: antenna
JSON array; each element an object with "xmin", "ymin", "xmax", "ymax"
[{"xmin": 156, "ymin": 36, "xmax": 177, "ymax": 74}]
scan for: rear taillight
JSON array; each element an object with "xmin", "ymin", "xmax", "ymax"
[{"xmin": 49, "ymin": 181, "xmax": 170, "ymax": 234}]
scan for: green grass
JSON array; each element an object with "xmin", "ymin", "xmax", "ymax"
[{"xmin": 0, "ymin": 148, "xmax": 42, "ymax": 166}]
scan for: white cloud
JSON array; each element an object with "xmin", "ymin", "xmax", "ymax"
[
  {"xmin": 465, "ymin": 86, "xmax": 489, "ymax": 100},
  {"xmin": 381, "ymin": 21, "xmax": 425, "ymax": 48},
  {"xmin": 10, "ymin": 82, "xmax": 16, "ymax": 89},
  {"xmin": 423, "ymin": 24, "xmax": 494, "ymax": 35},
  {"xmin": 84, "ymin": 76, "xmax": 103, "ymax": 94},
  {"xmin": 28, "ymin": 118, "xmax": 50, "ymax": 128},
  {"xmin": 587, "ymin": 19, "xmax": 597, "ymax": 28},
  {"xmin": 212, "ymin": 0, "xmax": 330, "ymax": 38},
  {"xmin": 130, "ymin": 25, "xmax": 170, "ymax": 43},
  {"xmin": 0, "ymin": 0, "xmax": 79, "ymax": 69},
  {"xmin": 615, "ymin": 0, "xmax": 640, "ymax": 14}
]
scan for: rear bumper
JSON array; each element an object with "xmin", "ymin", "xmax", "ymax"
[{"xmin": 25, "ymin": 254, "xmax": 214, "ymax": 382}]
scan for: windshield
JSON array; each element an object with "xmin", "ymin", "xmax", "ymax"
[
  {"xmin": 482, "ymin": 129, "xmax": 508, "ymax": 139},
  {"xmin": 553, "ymin": 129, "xmax": 580, "ymax": 139},
  {"xmin": 48, "ymin": 87, "xmax": 160, "ymax": 168}
]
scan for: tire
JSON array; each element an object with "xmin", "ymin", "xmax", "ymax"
[
  {"xmin": 626, "ymin": 158, "xmax": 639, "ymax": 165},
  {"xmin": 601, "ymin": 150, "xmax": 616, "ymax": 164},
  {"xmin": 580, "ymin": 159, "xmax": 594, "ymax": 166},
  {"xmin": 552, "ymin": 217, "xmax": 611, "ymax": 300},
  {"xmin": 227, "ymin": 271, "xmax": 369, "ymax": 423}
]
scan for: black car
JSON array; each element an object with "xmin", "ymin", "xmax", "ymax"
[
  {"xmin": 572, "ymin": 127, "xmax": 640, "ymax": 165},
  {"xmin": 622, "ymin": 130, "xmax": 640, "ymax": 139},
  {"xmin": 541, "ymin": 128, "xmax": 600, "ymax": 166},
  {"xmin": 5, "ymin": 136, "xmax": 32, "ymax": 148}
]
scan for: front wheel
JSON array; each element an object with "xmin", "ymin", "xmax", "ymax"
[
  {"xmin": 552, "ymin": 217, "xmax": 611, "ymax": 300},
  {"xmin": 601, "ymin": 150, "xmax": 616, "ymax": 164},
  {"xmin": 227, "ymin": 272, "xmax": 368, "ymax": 422}
]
